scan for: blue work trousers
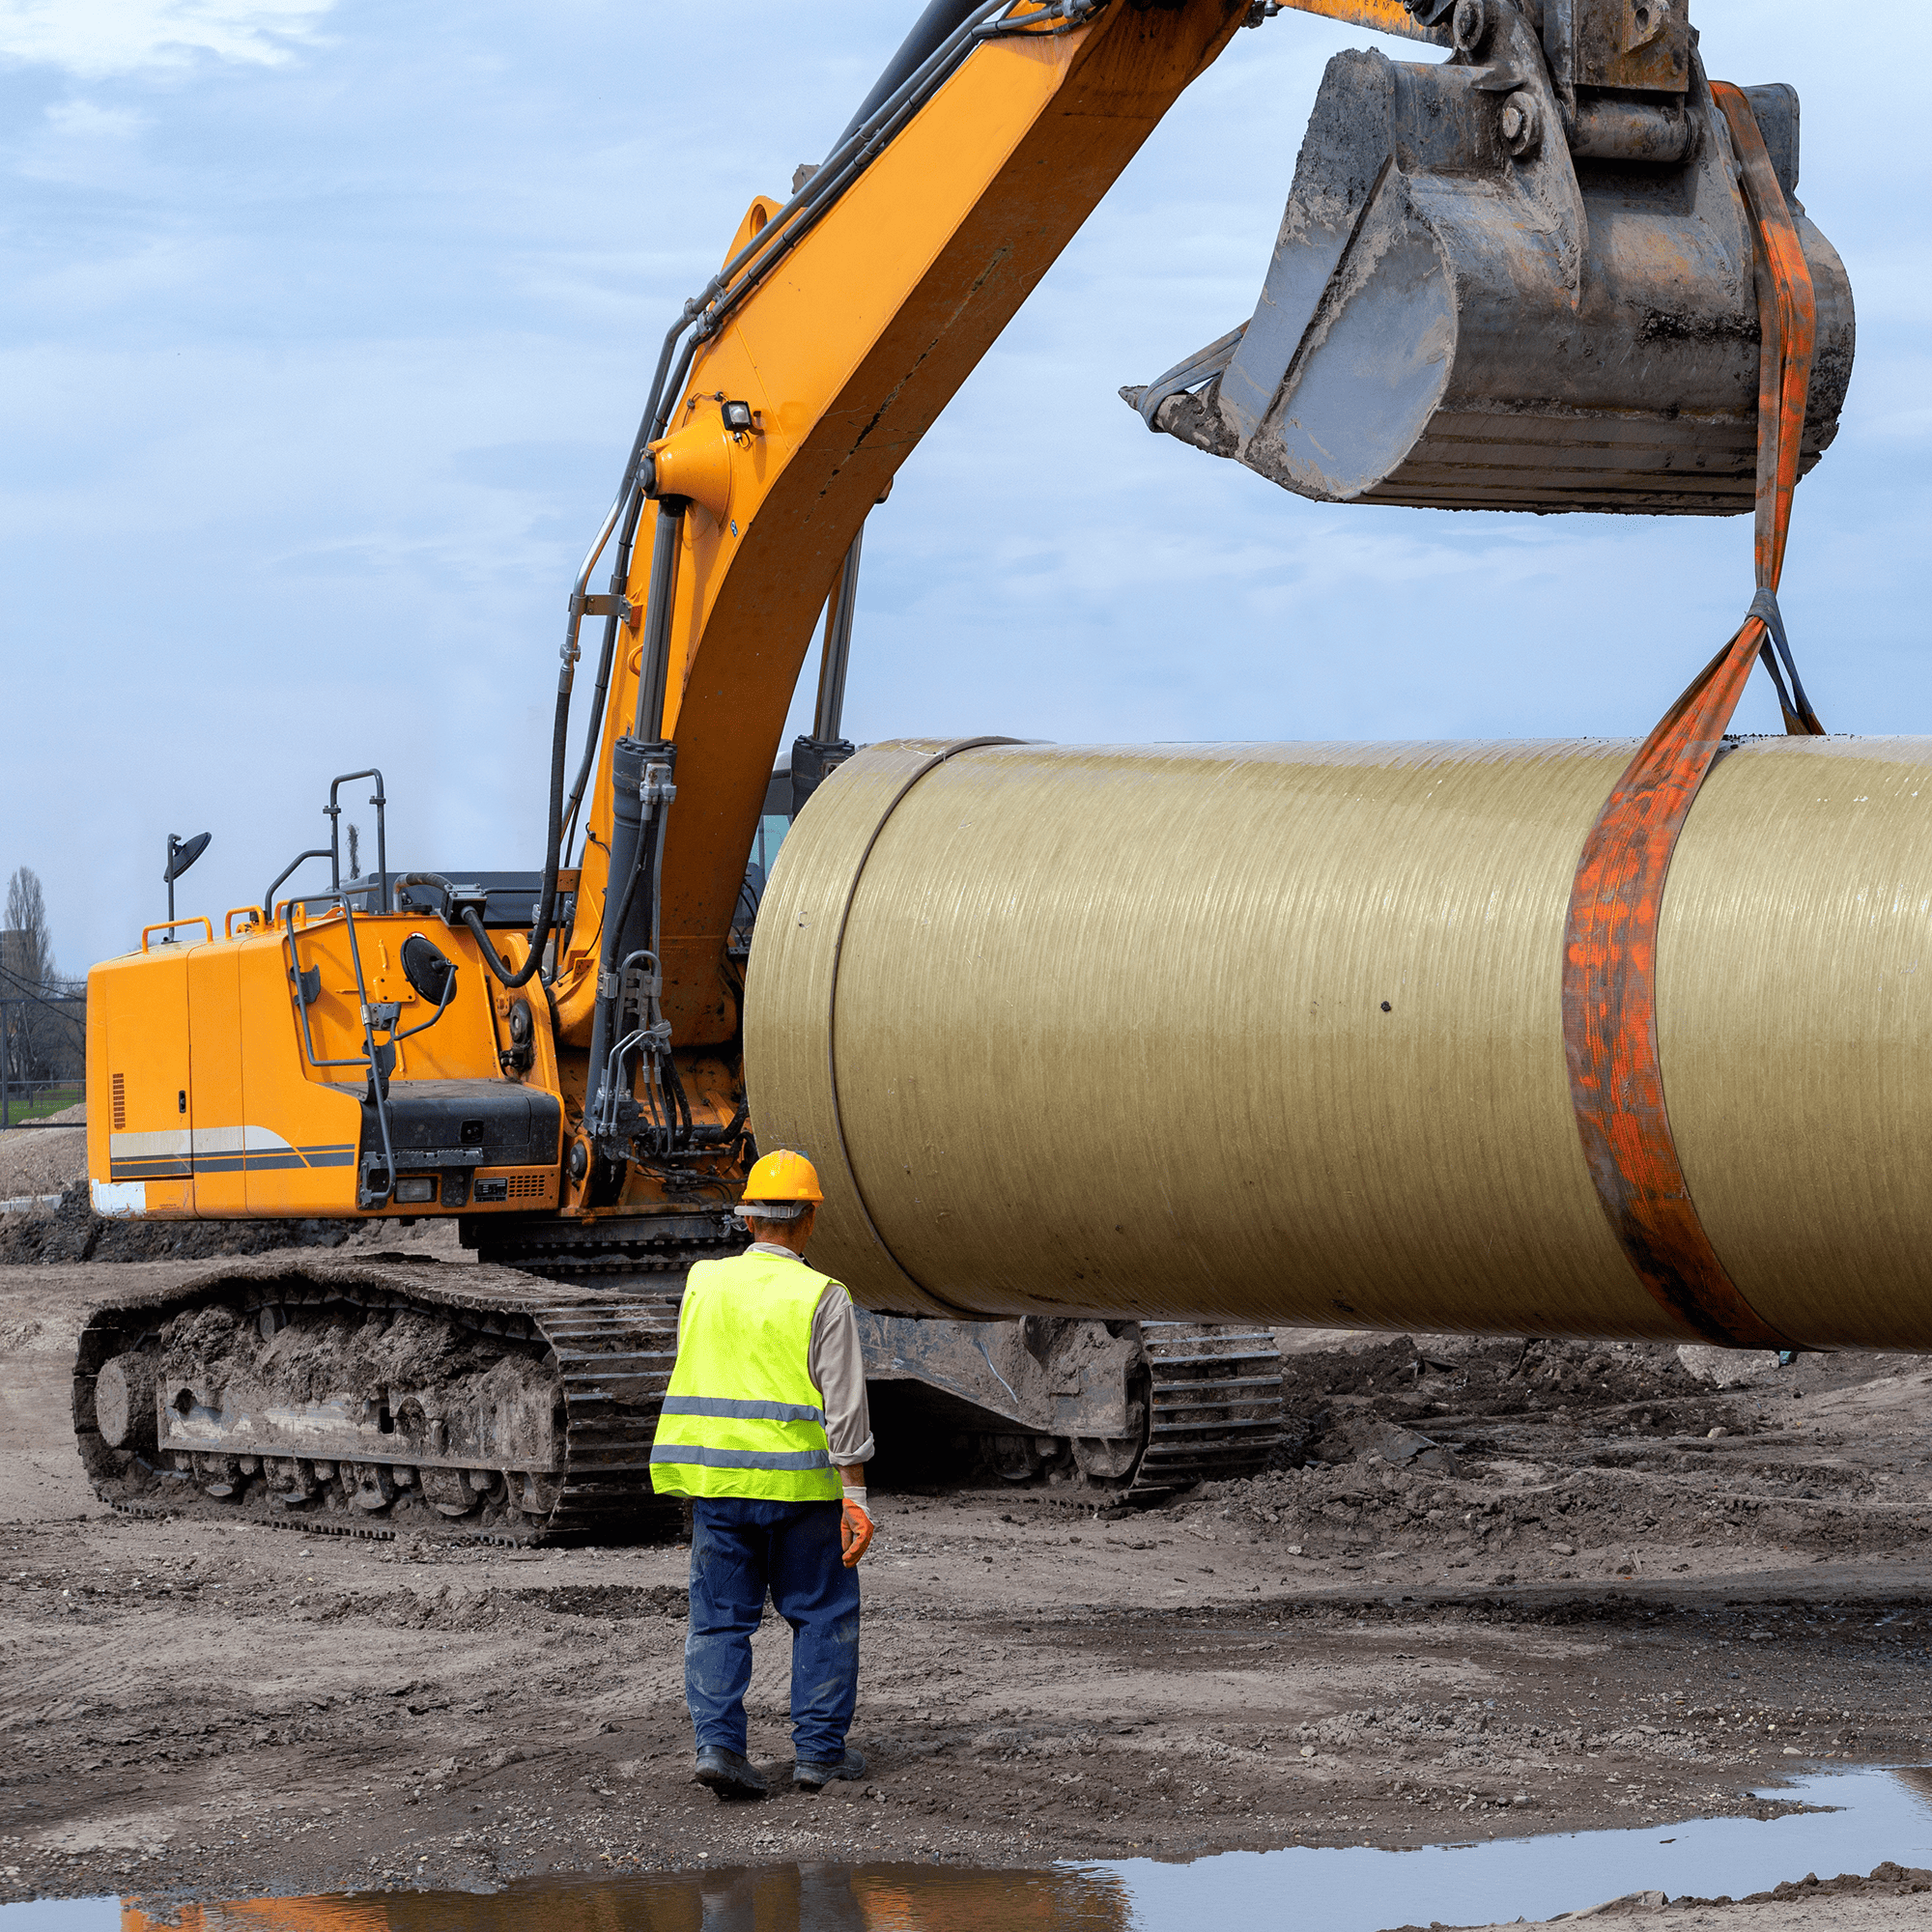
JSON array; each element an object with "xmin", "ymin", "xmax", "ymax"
[{"xmin": 686, "ymin": 1497, "xmax": 861, "ymax": 1764}]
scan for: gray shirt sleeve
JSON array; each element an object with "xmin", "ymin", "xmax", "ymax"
[{"xmin": 808, "ymin": 1279, "xmax": 875, "ymax": 1466}]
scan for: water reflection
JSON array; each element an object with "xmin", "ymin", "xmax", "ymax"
[
  {"xmin": 43, "ymin": 1768, "xmax": 1932, "ymax": 1932},
  {"xmin": 118, "ymin": 1861, "xmax": 1133, "ymax": 1932}
]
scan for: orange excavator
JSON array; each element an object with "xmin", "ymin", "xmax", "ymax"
[{"xmin": 75, "ymin": 0, "xmax": 1855, "ymax": 1539}]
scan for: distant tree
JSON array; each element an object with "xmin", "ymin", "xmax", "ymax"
[
  {"xmin": 1, "ymin": 867, "xmax": 81, "ymax": 1090},
  {"xmin": 3, "ymin": 866, "xmax": 51, "ymax": 986},
  {"xmin": 347, "ymin": 822, "xmax": 362, "ymax": 881}
]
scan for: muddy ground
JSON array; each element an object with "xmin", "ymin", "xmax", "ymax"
[
  {"xmin": 7, "ymin": 1230, "xmax": 1932, "ymax": 1922},
  {"xmin": 1445, "ymin": 1863, "xmax": 1932, "ymax": 1930}
]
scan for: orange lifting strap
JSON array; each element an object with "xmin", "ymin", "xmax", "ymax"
[{"xmin": 1561, "ymin": 85, "xmax": 1823, "ymax": 1350}]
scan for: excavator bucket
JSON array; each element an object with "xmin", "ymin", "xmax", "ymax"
[{"xmin": 1126, "ymin": 0, "xmax": 1853, "ymax": 514}]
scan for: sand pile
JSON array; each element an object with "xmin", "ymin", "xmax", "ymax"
[{"xmin": 0, "ymin": 1101, "xmax": 87, "ymax": 1204}]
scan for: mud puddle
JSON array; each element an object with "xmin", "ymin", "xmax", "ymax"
[
  {"xmin": 1122, "ymin": 1768, "xmax": 1932, "ymax": 1926},
  {"xmin": 4, "ymin": 1768, "xmax": 1931, "ymax": 1930}
]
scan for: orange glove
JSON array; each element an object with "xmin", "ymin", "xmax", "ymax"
[{"xmin": 840, "ymin": 1498, "xmax": 874, "ymax": 1567}]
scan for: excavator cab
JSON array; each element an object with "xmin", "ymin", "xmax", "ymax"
[
  {"xmin": 730, "ymin": 768, "xmax": 795, "ymax": 957},
  {"xmin": 1128, "ymin": 0, "xmax": 1853, "ymax": 512},
  {"xmin": 728, "ymin": 747, "xmax": 850, "ymax": 958}
]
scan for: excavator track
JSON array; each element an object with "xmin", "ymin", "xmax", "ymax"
[
  {"xmin": 1126, "ymin": 1321, "xmax": 1287, "ymax": 1502},
  {"xmin": 875, "ymin": 1313, "xmax": 1289, "ymax": 1497},
  {"xmin": 71, "ymin": 1254, "xmax": 693, "ymax": 1546},
  {"xmin": 465, "ymin": 1212, "xmax": 734, "ymax": 1281},
  {"xmin": 72, "ymin": 1252, "xmax": 1288, "ymax": 1539}
]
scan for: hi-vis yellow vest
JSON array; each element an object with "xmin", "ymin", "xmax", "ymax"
[{"xmin": 649, "ymin": 1251, "xmax": 844, "ymax": 1502}]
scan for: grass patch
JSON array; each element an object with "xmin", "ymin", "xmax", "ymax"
[{"xmin": 0, "ymin": 1083, "xmax": 82, "ymax": 1125}]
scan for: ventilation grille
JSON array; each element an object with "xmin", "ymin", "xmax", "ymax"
[
  {"xmin": 505, "ymin": 1173, "xmax": 549, "ymax": 1201},
  {"xmin": 111, "ymin": 1073, "xmax": 127, "ymax": 1131}
]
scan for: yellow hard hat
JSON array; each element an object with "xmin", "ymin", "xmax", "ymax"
[{"xmin": 741, "ymin": 1148, "xmax": 824, "ymax": 1205}]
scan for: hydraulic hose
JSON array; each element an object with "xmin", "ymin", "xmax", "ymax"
[
  {"xmin": 477, "ymin": 682, "xmax": 573, "ymax": 988},
  {"xmin": 835, "ymin": 0, "xmax": 987, "ymax": 146},
  {"xmin": 391, "ymin": 824, "xmax": 566, "ymax": 993},
  {"xmin": 602, "ymin": 804, "xmax": 654, "ymax": 999},
  {"xmin": 584, "ymin": 1, "xmax": 1014, "ymax": 629},
  {"xmin": 562, "ymin": 484, "xmax": 648, "ymax": 867}
]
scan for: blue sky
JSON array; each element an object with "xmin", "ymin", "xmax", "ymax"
[{"xmin": 2, "ymin": 0, "xmax": 1925, "ymax": 972}]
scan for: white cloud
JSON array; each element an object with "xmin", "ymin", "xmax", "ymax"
[
  {"xmin": 43, "ymin": 99, "xmax": 143, "ymax": 138},
  {"xmin": 0, "ymin": 0, "xmax": 333, "ymax": 77}
]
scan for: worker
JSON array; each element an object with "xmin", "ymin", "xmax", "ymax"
[{"xmin": 649, "ymin": 1147, "xmax": 875, "ymax": 1800}]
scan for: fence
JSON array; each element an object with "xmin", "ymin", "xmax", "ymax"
[{"xmin": 0, "ymin": 982, "xmax": 86, "ymax": 1131}]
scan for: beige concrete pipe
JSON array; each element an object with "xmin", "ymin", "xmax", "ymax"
[{"xmin": 744, "ymin": 736, "xmax": 1932, "ymax": 1350}]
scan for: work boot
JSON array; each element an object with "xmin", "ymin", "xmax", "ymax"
[
  {"xmin": 693, "ymin": 1746, "xmax": 767, "ymax": 1800},
  {"xmin": 793, "ymin": 1747, "xmax": 867, "ymax": 1792}
]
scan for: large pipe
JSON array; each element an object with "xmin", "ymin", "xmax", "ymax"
[{"xmin": 745, "ymin": 736, "xmax": 1932, "ymax": 1350}]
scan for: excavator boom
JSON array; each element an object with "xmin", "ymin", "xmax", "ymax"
[{"xmin": 559, "ymin": 1, "xmax": 1256, "ymax": 1064}]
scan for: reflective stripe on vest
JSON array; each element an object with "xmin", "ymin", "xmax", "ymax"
[
  {"xmin": 649, "ymin": 1250, "xmax": 846, "ymax": 1502},
  {"xmin": 661, "ymin": 1395, "xmax": 826, "ymax": 1423},
  {"xmin": 647, "ymin": 1444, "xmax": 832, "ymax": 1471}
]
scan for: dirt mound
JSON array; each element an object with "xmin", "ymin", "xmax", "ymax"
[
  {"xmin": 0, "ymin": 1181, "xmax": 355, "ymax": 1265},
  {"xmin": 1454, "ymin": 1863, "xmax": 1932, "ymax": 1925},
  {"xmin": 0, "ymin": 1122, "xmax": 87, "ymax": 1201},
  {"xmin": 1737, "ymin": 1861, "xmax": 1932, "ymax": 1903},
  {"xmin": 5, "ymin": 1099, "xmax": 84, "ymax": 1129},
  {"xmin": 1282, "ymin": 1333, "xmax": 1735, "ymax": 1470}
]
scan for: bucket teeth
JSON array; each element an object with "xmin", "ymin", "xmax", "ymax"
[{"xmin": 1128, "ymin": 47, "xmax": 1853, "ymax": 517}]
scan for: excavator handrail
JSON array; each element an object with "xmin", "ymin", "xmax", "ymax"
[
  {"xmin": 276, "ymin": 892, "xmax": 407, "ymax": 1206},
  {"xmin": 263, "ymin": 847, "xmax": 333, "ymax": 924},
  {"xmin": 140, "ymin": 917, "xmax": 213, "ymax": 952}
]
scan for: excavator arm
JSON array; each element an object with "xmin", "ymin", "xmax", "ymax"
[
  {"xmin": 557, "ymin": 1, "xmax": 1264, "ymax": 1067},
  {"xmin": 549, "ymin": 0, "xmax": 1439, "ymax": 1057}
]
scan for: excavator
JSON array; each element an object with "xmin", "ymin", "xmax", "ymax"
[{"xmin": 74, "ymin": 0, "xmax": 1869, "ymax": 1542}]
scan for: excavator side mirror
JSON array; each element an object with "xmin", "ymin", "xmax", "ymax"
[
  {"xmin": 164, "ymin": 832, "xmax": 211, "ymax": 883},
  {"xmin": 400, "ymin": 933, "xmax": 456, "ymax": 1007},
  {"xmin": 163, "ymin": 830, "xmax": 213, "ymax": 930}
]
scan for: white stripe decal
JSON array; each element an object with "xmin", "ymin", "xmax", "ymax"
[
  {"xmin": 91, "ymin": 1179, "xmax": 147, "ymax": 1217},
  {"xmin": 189, "ymin": 1124, "xmax": 297, "ymax": 1155},
  {"xmin": 112, "ymin": 1125, "xmax": 299, "ymax": 1158}
]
